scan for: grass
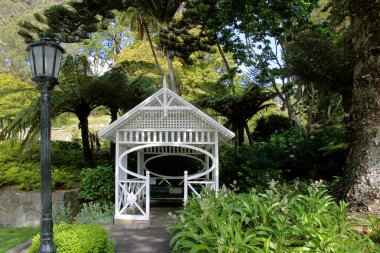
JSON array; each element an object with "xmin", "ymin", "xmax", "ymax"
[
  {"xmin": 52, "ymin": 113, "xmax": 110, "ymax": 132},
  {"xmin": 0, "ymin": 226, "xmax": 39, "ymax": 253}
]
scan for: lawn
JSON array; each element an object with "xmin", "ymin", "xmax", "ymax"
[{"xmin": 0, "ymin": 226, "xmax": 39, "ymax": 253}]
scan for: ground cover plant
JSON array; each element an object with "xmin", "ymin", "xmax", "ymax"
[
  {"xmin": 0, "ymin": 226, "xmax": 39, "ymax": 252},
  {"xmin": 168, "ymin": 183, "xmax": 380, "ymax": 252},
  {"xmin": 29, "ymin": 223, "xmax": 114, "ymax": 253},
  {"xmin": 75, "ymin": 202, "xmax": 114, "ymax": 225}
]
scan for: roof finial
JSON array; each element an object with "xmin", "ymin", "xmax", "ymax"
[{"xmin": 163, "ymin": 76, "xmax": 167, "ymax": 88}]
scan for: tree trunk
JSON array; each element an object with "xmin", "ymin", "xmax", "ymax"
[
  {"xmin": 244, "ymin": 122, "xmax": 253, "ymax": 145},
  {"xmin": 237, "ymin": 127, "xmax": 244, "ymax": 147},
  {"xmin": 285, "ymin": 97, "xmax": 301, "ymax": 127},
  {"xmin": 216, "ymin": 41, "xmax": 235, "ymax": 94},
  {"xmin": 306, "ymin": 86, "xmax": 315, "ymax": 132},
  {"xmin": 109, "ymin": 106, "xmax": 118, "ymax": 161},
  {"xmin": 78, "ymin": 114, "xmax": 94, "ymax": 167},
  {"xmin": 143, "ymin": 21, "xmax": 165, "ymax": 80},
  {"xmin": 166, "ymin": 50, "xmax": 179, "ymax": 94},
  {"xmin": 342, "ymin": 0, "xmax": 380, "ymax": 213}
]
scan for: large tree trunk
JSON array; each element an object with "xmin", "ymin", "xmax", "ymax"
[
  {"xmin": 78, "ymin": 114, "xmax": 94, "ymax": 167},
  {"xmin": 343, "ymin": 0, "xmax": 380, "ymax": 213}
]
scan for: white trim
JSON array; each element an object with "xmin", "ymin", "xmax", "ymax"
[{"xmin": 99, "ymin": 87, "xmax": 235, "ymax": 141}]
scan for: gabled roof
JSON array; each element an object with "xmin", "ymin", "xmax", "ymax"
[{"xmin": 99, "ymin": 86, "xmax": 235, "ymax": 143}]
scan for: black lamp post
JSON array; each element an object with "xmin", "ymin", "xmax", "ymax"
[{"xmin": 27, "ymin": 38, "xmax": 65, "ymax": 253}]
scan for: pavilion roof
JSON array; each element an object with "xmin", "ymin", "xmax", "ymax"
[{"xmin": 99, "ymin": 86, "xmax": 235, "ymax": 144}]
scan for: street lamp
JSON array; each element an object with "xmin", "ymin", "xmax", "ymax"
[{"xmin": 27, "ymin": 38, "xmax": 65, "ymax": 253}]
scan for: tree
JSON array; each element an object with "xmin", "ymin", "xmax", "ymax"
[
  {"xmin": 287, "ymin": 0, "xmax": 380, "ymax": 211},
  {"xmin": 51, "ymin": 56, "xmax": 101, "ymax": 166},
  {"xmin": 0, "ymin": 74, "xmax": 38, "ymax": 134},
  {"xmin": 0, "ymin": 1, "xmax": 66, "ymax": 80},
  {"xmin": 170, "ymin": 0, "xmax": 319, "ymax": 125},
  {"xmin": 197, "ymin": 84, "xmax": 274, "ymax": 146},
  {"xmin": 123, "ymin": 0, "xmax": 184, "ymax": 93},
  {"xmin": 339, "ymin": 0, "xmax": 380, "ymax": 212}
]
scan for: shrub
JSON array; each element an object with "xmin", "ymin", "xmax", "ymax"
[
  {"xmin": 29, "ymin": 223, "xmax": 114, "ymax": 253},
  {"xmin": 272, "ymin": 127, "xmax": 347, "ymax": 180},
  {"xmin": 53, "ymin": 203, "xmax": 73, "ymax": 224},
  {"xmin": 220, "ymin": 144, "xmax": 284, "ymax": 192},
  {"xmin": 168, "ymin": 184, "xmax": 377, "ymax": 252},
  {"xmin": 79, "ymin": 165, "xmax": 114, "ymax": 205},
  {"xmin": 220, "ymin": 127, "xmax": 347, "ymax": 191},
  {"xmin": 0, "ymin": 140, "xmax": 82, "ymax": 190},
  {"xmin": 253, "ymin": 114, "xmax": 292, "ymax": 141},
  {"xmin": 75, "ymin": 202, "xmax": 114, "ymax": 225},
  {"xmin": 0, "ymin": 161, "xmax": 80, "ymax": 190}
]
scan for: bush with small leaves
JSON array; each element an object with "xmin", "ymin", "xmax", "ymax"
[
  {"xmin": 79, "ymin": 165, "xmax": 114, "ymax": 205},
  {"xmin": 29, "ymin": 223, "xmax": 114, "ymax": 253}
]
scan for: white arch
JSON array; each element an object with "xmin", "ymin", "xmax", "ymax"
[{"xmin": 118, "ymin": 143, "xmax": 216, "ymax": 180}]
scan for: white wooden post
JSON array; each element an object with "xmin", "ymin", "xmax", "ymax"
[
  {"xmin": 214, "ymin": 131, "xmax": 219, "ymax": 193},
  {"xmin": 146, "ymin": 171, "xmax": 150, "ymax": 218},
  {"xmin": 115, "ymin": 131, "xmax": 120, "ymax": 217},
  {"xmin": 205, "ymin": 155, "xmax": 210, "ymax": 180},
  {"xmin": 184, "ymin": 170, "xmax": 188, "ymax": 202}
]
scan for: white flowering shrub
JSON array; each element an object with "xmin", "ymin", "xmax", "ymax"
[{"xmin": 168, "ymin": 183, "xmax": 379, "ymax": 252}]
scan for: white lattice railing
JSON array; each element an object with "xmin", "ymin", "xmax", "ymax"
[
  {"xmin": 183, "ymin": 168, "xmax": 216, "ymax": 201},
  {"xmin": 118, "ymin": 130, "xmax": 216, "ymax": 144},
  {"xmin": 115, "ymin": 171, "xmax": 150, "ymax": 221}
]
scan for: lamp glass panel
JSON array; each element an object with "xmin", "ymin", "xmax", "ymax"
[
  {"xmin": 33, "ymin": 45, "xmax": 44, "ymax": 76},
  {"xmin": 44, "ymin": 45, "xmax": 56, "ymax": 76},
  {"xmin": 28, "ymin": 50, "xmax": 35, "ymax": 77},
  {"xmin": 53, "ymin": 49, "xmax": 63, "ymax": 79}
]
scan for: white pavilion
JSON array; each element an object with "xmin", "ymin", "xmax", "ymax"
[{"xmin": 99, "ymin": 80, "xmax": 234, "ymax": 222}]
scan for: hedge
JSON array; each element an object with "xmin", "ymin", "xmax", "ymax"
[{"xmin": 29, "ymin": 223, "xmax": 114, "ymax": 253}]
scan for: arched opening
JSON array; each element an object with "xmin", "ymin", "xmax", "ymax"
[{"xmin": 145, "ymin": 154, "xmax": 206, "ymax": 203}]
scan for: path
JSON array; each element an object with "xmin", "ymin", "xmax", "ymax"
[{"xmin": 107, "ymin": 206, "xmax": 177, "ymax": 253}]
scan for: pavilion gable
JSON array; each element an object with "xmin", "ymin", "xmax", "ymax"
[{"xmin": 99, "ymin": 87, "xmax": 234, "ymax": 143}]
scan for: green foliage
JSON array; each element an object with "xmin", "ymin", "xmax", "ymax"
[
  {"xmin": 220, "ymin": 144, "xmax": 284, "ymax": 192},
  {"xmin": 270, "ymin": 127, "xmax": 347, "ymax": 180},
  {"xmin": 168, "ymin": 185, "xmax": 377, "ymax": 252},
  {"xmin": 29, "ymin": 223, "xmax": 114, "ymax": 253},
  {"xmin": 53, "ymin": 203, "xmax": 73, "ymax": 225},
  {"xmin": 0, "ymin": 141, "xmax": 82, "ymax": 190},
  {"xmin": 220, "ymin": 127, "xmax": 347, "ymax": 190},
  {"xmin": 79, "ymin": 165, "xmax": 114, "ymax": 205},
  {"xmin": 197, "ymin": 85, "xmax": 274, "ymax": 145},
  {"xmin": 363, "ymin": 214, "xmax": 380, "ymax": 244},
  {"xmin": 253, "ymin": 114, "xmax": 292, "ymax": 141},
  {"xmin": 0, "ymin": 73, "xmax": 38, "ymax": 124},
  {"xmin": 75, "ymin": 202, "xmax": 114, "ymax": 225}
]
